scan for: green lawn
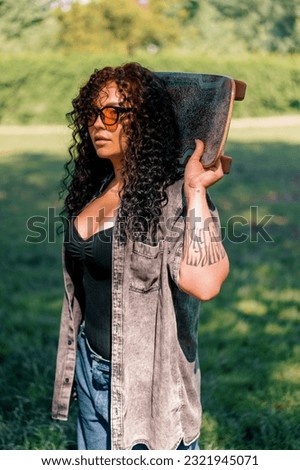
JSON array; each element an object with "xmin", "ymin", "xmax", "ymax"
[
  {"xmin": 0, "ymin": 119, "xmax": 299, "ymax": 449},
  {"xmin": 201, "ymin": 120, "xmax": 300, "ymax": 449}
]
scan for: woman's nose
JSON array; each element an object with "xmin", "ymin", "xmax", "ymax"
[{"xmin": 94, "ymin": 114, "xmax": 105, "ymax": 128}]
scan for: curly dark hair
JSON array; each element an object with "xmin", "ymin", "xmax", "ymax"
[{"xmin": 61, "ymin": 62, "xmax": 182, "ymax": 242}]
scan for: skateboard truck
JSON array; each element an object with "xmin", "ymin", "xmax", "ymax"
[{"xmin": 156, "ymin": 73, "xmax": 247, "ymax": 174}]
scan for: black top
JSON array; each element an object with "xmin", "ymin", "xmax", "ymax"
[{"xmin": 64, "ymin": 220, "xmax": 113, "ymax": 360}]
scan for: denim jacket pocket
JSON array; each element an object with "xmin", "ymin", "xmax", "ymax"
[{"xmin": 129, "ymin": 240, "xmax": 163, "ymax": 293}]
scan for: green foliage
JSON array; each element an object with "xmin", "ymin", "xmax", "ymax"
[
  {"xmin": 0, "ymin": 51, "xmax": 299, "ymax": 125},
  {"xmin": 149, "ymin": 0, "xmax": 199, "ymax": 24},
  {"xmin": 52, "ymin": 0, "xmax": 300, "ymax": 55},
  {"xmin": 53, "ymin": 0, "xmax": 179, "ymax": 54},
  {"xmin": 0, "ymin": 0, "xmax": 58, "ymax": 52},
  {"xmin": 0, "ymin": 0, "xmax": 299, "ymax": 54},
  {"xmin": 0, "ymin": 122, "xmax": 299, "ymax": 448},
  {"xmin": 0, "ymin": 0, "xmax": 50, "ymax": 37},
  {"xmin": 209, "ymin": 0, "xmax": 300, "ymax": 53}
]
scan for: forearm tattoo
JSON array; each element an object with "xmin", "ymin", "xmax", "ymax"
[{"xmin": 184, "ymin": 219, "xmax": 226, "ymax": 267}]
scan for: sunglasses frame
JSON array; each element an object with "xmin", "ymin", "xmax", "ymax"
[{"xmin": 87, "ymin": 105, "xmax": 132, "ymax": 127}]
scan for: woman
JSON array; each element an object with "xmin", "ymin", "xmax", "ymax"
[{"xmin": 52, "ymin": 62, "xmax": 229, "ymax": 450}]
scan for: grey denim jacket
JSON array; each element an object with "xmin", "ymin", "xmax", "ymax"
[{"xmin": 52, "ymin": 177, "xmax": 219, "ymax": 450}]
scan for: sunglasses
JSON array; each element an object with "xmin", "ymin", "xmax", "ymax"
[{"xmin": 87, "ymin": 105, "xmax": 132, "ymax": 127}]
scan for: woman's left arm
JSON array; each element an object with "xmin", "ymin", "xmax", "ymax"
[{"xmin": 178, "ymin": 140, "xmax": 230, "ymax": 301}]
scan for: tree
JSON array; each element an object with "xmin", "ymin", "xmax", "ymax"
[
  {"xmin": 54, "ymin": 0, "xmax": 180, "ymax": 54},
  {"xmin": 0, "ymin": 0, "xmax": 57, "ymax": 52},
  {"xmin": 209, "ymin": 0, "xmax": 300, "ymax": 53},
  {"xmin": 149, "ymin": 0, "xmax": 199, "ymax": 23}
]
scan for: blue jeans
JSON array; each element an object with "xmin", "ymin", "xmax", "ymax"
[{"xmin": 76, "ymin": 326, "xmax": 199, "ymax": 450}]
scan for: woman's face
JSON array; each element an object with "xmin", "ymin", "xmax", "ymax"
[{"xmin": 88, "ymin": 81, "xmax": 129, "ymax": 166}]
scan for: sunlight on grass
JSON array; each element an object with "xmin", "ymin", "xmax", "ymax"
[
  {"xmin": 229, "ymin": 117, "xmax": 300, "ymax": 143},
  {"xmin": 0, "ymin": 126, "xmax": 70, "ymax": 155},
  {"xmin": 201, "ymin": 413, "xmax": 220, "ymax": 450},
  {"xmin": 233, "ymin": 319, "xmax": 250, "ymax": 334},
  {"xmin": 278, "ymin": 307, "xmax": 300, "ymax": 321},
  {"xmin": 25, "ymin": 173, "xmax": 54, "ymax": 188},
  {"xmin": 235, "ymin": 299, "xmax": 268, "ymax": 316},
  {"xmin": 265, "ymin": 323, "xmax": 288, "ymax": 336},
  {"xmin": 271, "ymin": 215, "xmax": 288, "ymax": 226},
  {"xmin": 261, "ymin": 289, "xmax": 300, "ymax": 303},
  {"xmin": 273, "ymin": 364, "xmax": 300, "ymax": 385},
  {"xmin": 23, "ymin": 295, "xmax": 63, "ymax": 316}
]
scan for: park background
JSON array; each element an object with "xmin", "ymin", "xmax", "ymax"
[{"xmin": 0, "ymin": 0, "xmax": 299, "ymax": 449}]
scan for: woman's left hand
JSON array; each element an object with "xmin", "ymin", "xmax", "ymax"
[{"xmin": 184, "ymin": 139, "xmax": 224, "ymax": 197}]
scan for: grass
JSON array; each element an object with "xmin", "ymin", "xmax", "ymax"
[
  {"xmin": 199, "ymin": 120, "xmax": 300, "ymax": 449},
  {"xmin": 0, "ymin": 119, "xmax": 299, "ymax": 449},
  {"xmin": 0, "ymin": 128, "xmax": 77, "ymax": 450}
]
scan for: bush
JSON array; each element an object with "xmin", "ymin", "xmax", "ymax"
[{"xmin": 0, "ymin": 50, "xmax": 299, "ymax": 124}]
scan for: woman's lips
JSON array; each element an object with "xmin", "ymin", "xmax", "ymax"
[
  {"xmin": 95, "ymin": 135, "xmax": 110, "ymax": 141},
  {"xmin": 95, "ymin": 136, "xmax": 111, "ymax": 145}
]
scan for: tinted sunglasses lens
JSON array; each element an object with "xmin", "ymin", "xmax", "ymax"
[{"xmin": 102, "ymin": 107, "xmax": 118, "ymax": 125}]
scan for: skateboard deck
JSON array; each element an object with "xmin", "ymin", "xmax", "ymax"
[{"xmin": 156, "ymin": 72, "xmax": 246, "ymax": 173}]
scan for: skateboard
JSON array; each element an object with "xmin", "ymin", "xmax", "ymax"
[{"xmin": 156, "ymin": 72, "xmax": 247, "ymax": 174}]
